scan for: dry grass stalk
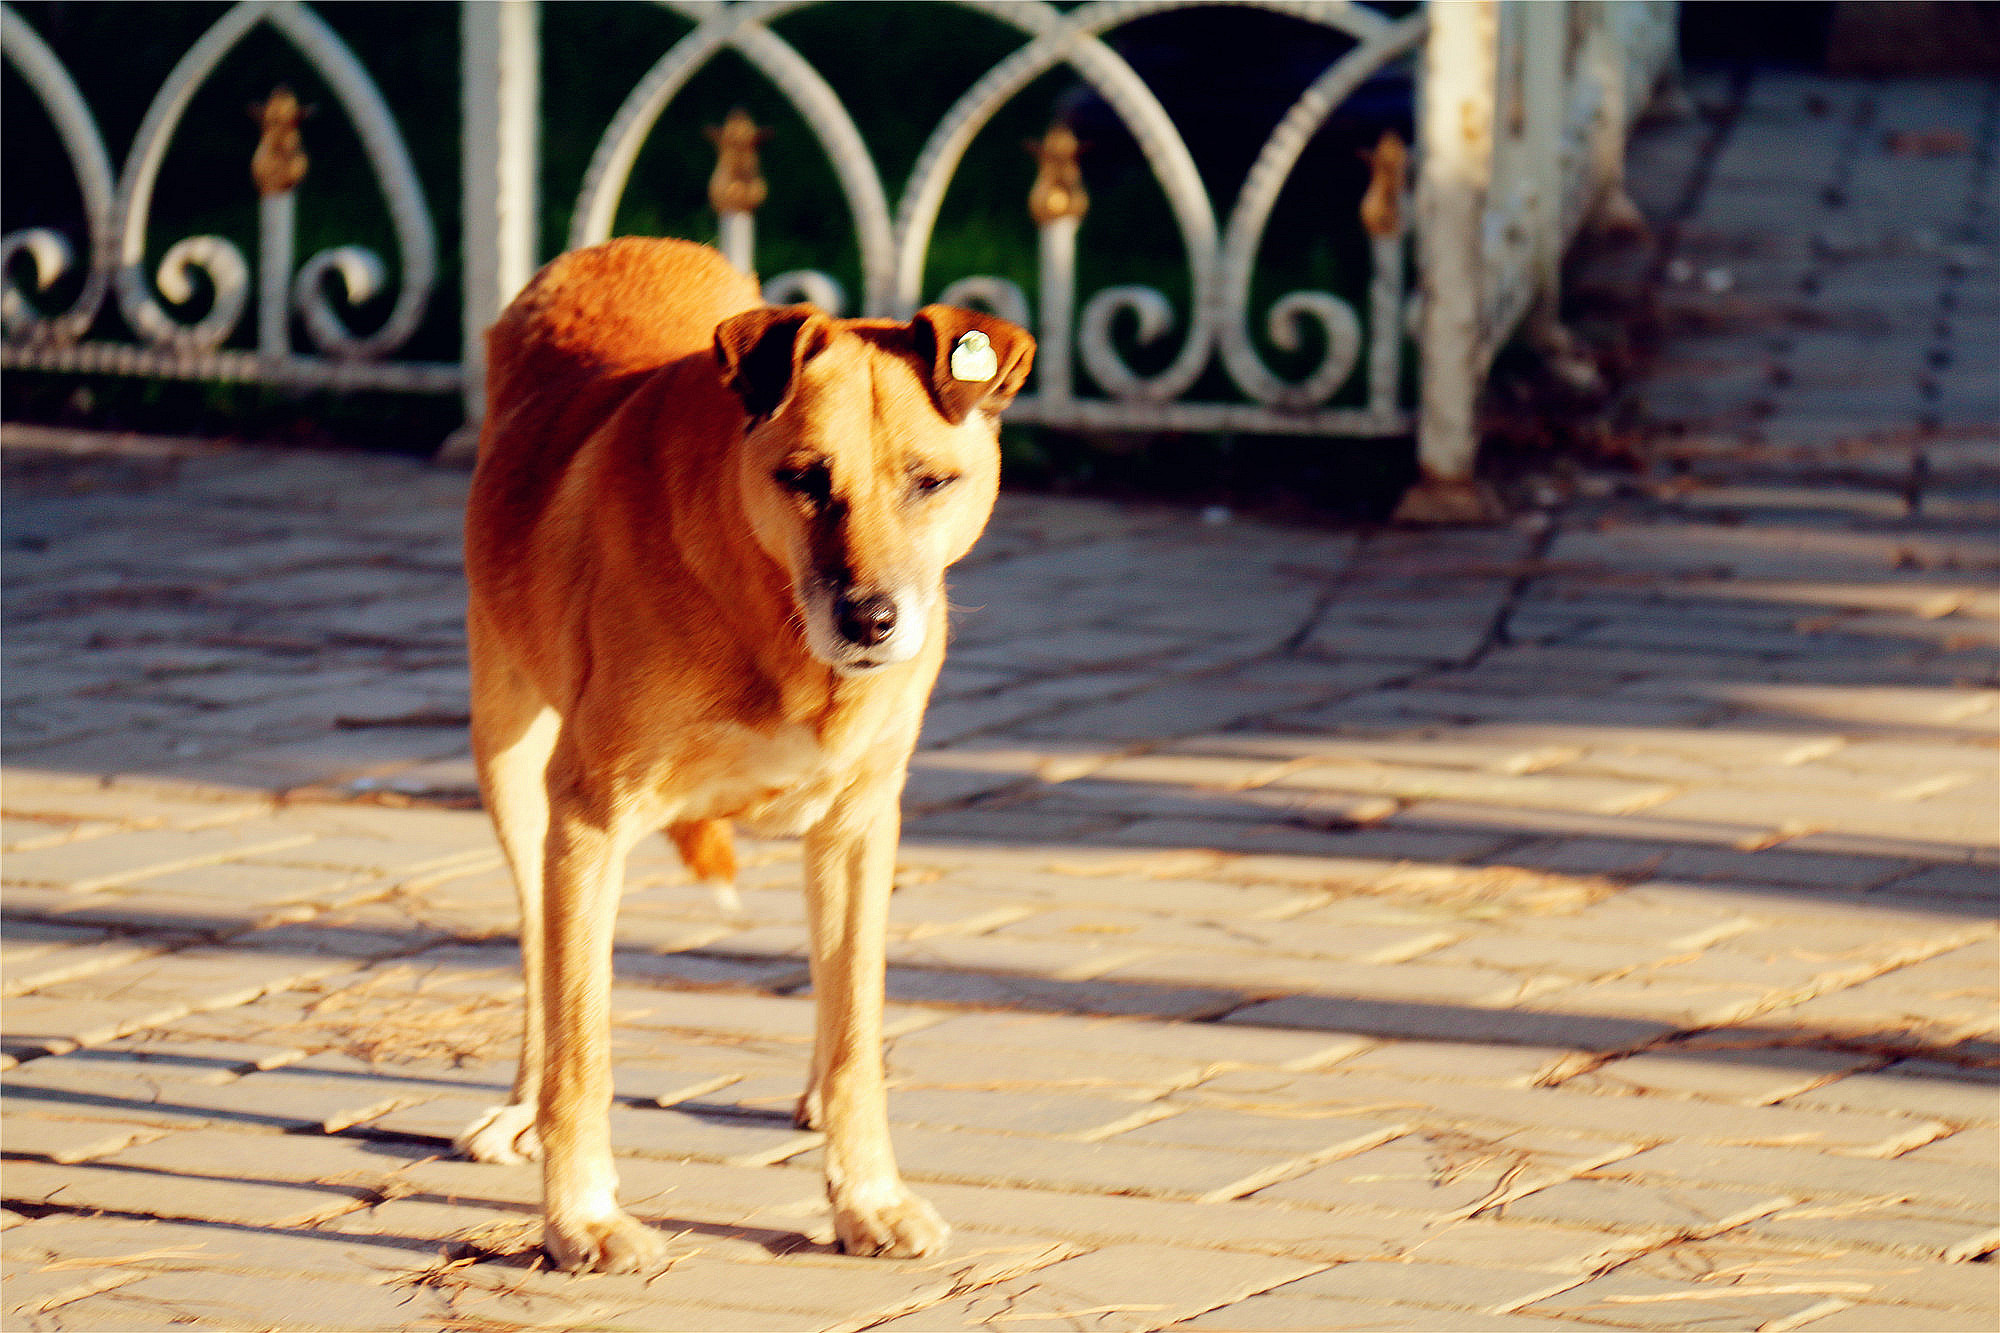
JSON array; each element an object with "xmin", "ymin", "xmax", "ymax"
[{"xmin": 286, "ymin": 966, "xmax": 519, "ymax": 1067}]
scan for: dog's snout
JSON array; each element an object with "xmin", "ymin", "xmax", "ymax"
[
  {"xmin": 806, "ymin": 583, "xmax": 926, "ymax": 669},
  {"xmin": 835, "ymin": 592, "xmax": 898, "ymax": 647}
]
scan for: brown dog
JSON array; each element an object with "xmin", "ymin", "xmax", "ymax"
[{"xmin": 458, "ymin": 237, "xmax": 1032, "ymax": 1272}]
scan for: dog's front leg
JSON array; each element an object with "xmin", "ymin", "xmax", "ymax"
[
  {"xmin": 537, "ymin": 793, "xmax": 669, "ymax": 1274},
  {"xmin": 803, "ymin": 786, "xmax": 947, "ymax": 1258}
]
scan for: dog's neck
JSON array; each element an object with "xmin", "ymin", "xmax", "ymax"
[{"xmin": 616, "ymin": 363, "xmax": 875, "ymax": 726}]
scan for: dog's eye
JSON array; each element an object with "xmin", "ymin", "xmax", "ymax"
[
  {"xmin": 910, "ymin": 472, "xmax": 960, "ymax": 497},
  {"xmin": 773, "ymin": 461, "xmax": 832, "ymax": 505}
]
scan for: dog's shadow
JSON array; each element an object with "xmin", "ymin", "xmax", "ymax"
[
  {"xmin": 443, "ymin": 1213, "xmax": 832, "ymax": 1273},
  {"xmin": 325, "ymin": 1132, "xmax": 837, "ymax": 1268}
]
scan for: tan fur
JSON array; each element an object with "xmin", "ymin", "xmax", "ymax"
[{"xmin": 458, "ymin": 236, "xmax": 1031, "ymax": 1272}]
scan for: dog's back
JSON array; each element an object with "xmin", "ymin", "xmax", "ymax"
[
  {"xmin": 466, "ymin": 239, "xmax": 769, "ymax": 671},
  {"xmin": 471, "ymin": 238, "xmax": 760, "ymax": 553},
  {"xmin": 488, "ymin": 234, "xmax": 759, "ymax": 397}
]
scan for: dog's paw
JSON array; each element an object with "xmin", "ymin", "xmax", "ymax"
[
  {"xmin": 455, "ymin": 1102, "xmax": 541, "ymax": 1164},
  {"xmin": 793, "ymin": 1083, "xmax": 823, "ymax": 1131},
  {"xmin": 544, "ymin": 1208, "xmax": 671, "ymax": 1274},
  {"xmin": 832, "ymin": 1183, "xmax": 948, "ymax": 1259}
]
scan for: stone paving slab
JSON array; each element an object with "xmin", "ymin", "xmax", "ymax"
[{"xmin": 4, "ymin": 67, "xmax": 1998, "ymax": 1333}]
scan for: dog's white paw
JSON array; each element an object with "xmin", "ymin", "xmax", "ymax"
[
  {"xmin": 832, "ymin": 1183, "xmax": 948, "ymax": 1259},
  {"xmin": 455, "ymin": 1102, "xmax": 541, "ymax": 1164},
  {"xmin": 544, "ymin": 1207, "xmax": 671, "ymax": 1274}
]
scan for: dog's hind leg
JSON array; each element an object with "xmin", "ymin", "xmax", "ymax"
[
  {"xmin": 456, "ymin": 637, "xmax": 559, "ymax": 1167},
  {"xmin": 667, "ymin": 818, "xmax": 741, "ymax": 915}
]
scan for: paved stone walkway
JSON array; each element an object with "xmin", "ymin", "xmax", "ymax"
[{"xmin": 3, "ymin": 71, "xmax": 1996, "ymax": 1333}]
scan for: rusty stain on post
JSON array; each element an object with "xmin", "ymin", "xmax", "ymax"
[
  {"xmin": 1027, "ymin": 124, "xmax": 1088, "ymax": 226},
  {"xmin": 250, "ymin": 86, "xmax": 310, "ymax": 196},
  {"xmin": 706, "ymin": 108, "xmax": 771, "ymax": 216}
]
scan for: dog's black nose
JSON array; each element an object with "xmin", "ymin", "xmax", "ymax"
[{"xmin": 835, "ymin": 593, "xmax": 898, "ymax": 647}]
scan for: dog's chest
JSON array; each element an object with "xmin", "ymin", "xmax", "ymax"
[{"xmin": 680, "ymin": 720, "xmax": 846, "ymax": 833}]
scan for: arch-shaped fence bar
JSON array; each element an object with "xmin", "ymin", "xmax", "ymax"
[{"xmin": 1, "ymin": 0, "xmax": 1677, "ymax": 490}]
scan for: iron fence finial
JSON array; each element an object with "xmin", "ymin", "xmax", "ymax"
[
  {"xmin": 250, "ymin": 86, "xmax": 310, "ymax": 197},
  {"xmin": 1359, "ymin": 130, "xmax": 1407, "ymax": 240},
  {"xmin": 1027, "ymin": 124, "xmax": 1088, "ymax": 227},
  {"xmin": 707, "ymin": 108, "xmax": 771, "ymax": 216}
]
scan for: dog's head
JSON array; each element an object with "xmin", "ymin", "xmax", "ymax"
[{"xmin": 716, "ymin": 303, "xmax": 1032, "ymax": 676}]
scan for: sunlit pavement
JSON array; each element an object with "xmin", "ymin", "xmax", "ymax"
[{"xmin": 3, "ymin": 70, "xmax": 1995, "ymax": 1333}]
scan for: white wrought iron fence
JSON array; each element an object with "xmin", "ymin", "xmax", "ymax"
[
  {"xmin": 1, "ymin": 0, "xmax": 1676, "ymax": 499},
  {"xmin": 0, "ymin": 0, "xmax": 455, "ymax": 393}
]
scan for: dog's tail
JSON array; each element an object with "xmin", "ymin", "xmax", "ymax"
[{"xmin": 668, "ymin": 818, "xmax": 742, "ymax": 916}]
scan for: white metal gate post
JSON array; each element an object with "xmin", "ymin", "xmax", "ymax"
[
  {"xmin": 1520, "ymin": 0, "xmax": 1602, "ymax": 394},
  {"xmin": 1521, "ymin": 0, "xmax": 1566, "ymax": 349},
  {"xmin": 456, "ymin": 0, "xmax": 539, "ymax": 438},
  {"xmin": 1587, "ymin": 0, "xmax": 1652, "ymax": 239},
  {"xmin": 1402, "ymin": 0, "xmax": 1501, "ymax": 522}
]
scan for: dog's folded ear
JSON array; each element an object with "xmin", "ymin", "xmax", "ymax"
[
  {"xmin": 715, "ymin": 305, "xmax": 832, "ymax": 419},
  {"xmin": 911, "ymin": 307, "xmax": 1035, "ymax": 426}
]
